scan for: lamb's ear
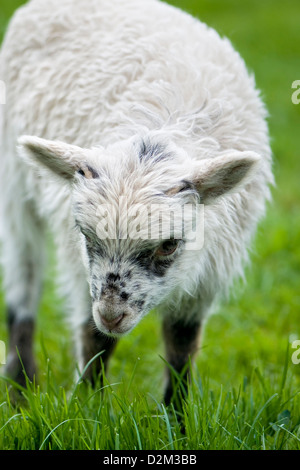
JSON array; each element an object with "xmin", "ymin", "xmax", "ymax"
[
  {"xmin": 18, "ymin": 136, "xmax": 99, "ymax": 180},
  {"xmin": 192, "ymin": 151, "xmax": 261, "ymax": 204}
]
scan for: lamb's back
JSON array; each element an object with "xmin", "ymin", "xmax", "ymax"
[{"xmin": 1, "ymin": 0, "xmax": 269, "ymax": 156}]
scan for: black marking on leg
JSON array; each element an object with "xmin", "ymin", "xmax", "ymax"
[
  {"xmin": 81, "ymin": 318, "xmax": 118, "ymax": 387},
  {"xmin": 132, "ymin": 299, "xmax": 145, "ymax": 309},
  {"xmin": 6, "ymin": 316, "xmax": 36, "ymax": 387},
  {"xmin": 7, "ymin": 306, "xmax": 16, "ymax": 331},
  {"xmin": 163, "ymin": 318, "xmax": 201, "ymax": 408}
]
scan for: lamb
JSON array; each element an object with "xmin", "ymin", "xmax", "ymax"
[{"xmin": 0, "ymin": 0, "xmax": 273, "ymax": 404}]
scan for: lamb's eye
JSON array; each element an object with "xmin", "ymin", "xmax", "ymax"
[{"xmin": 155, "ymin": 239, "xmax": 179, "ymax": 257}]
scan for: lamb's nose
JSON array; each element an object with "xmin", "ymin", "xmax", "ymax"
[{"xmin": 100, "ymin": 313, "xmax": 124, "ymax": 330}]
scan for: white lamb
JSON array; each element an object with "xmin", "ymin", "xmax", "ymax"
[{"xmin": 0, "ymin": 0, "xmax": 273, "ymax": 403}]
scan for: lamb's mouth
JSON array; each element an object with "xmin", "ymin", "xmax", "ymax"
[{"xmin": 93, "ymin": 312, "xmax": 137, "ymax": 337}]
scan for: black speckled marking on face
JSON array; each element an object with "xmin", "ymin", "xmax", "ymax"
[
  {"xmin": 120, "ymin": 291, "xmax": 130, "ymax": 301},
  {"xmin": 132, "ymin": 248, "xmax": 175, "ymax": 278},
  {"xmin": 103, "ymin": 272, "xmax": 121, "ymax": 293},
  {"xmin": 106, "ymin": 273, "xmax": 121, "ymax": 283},
  {"xmin": 133, "ymin": 299, "xmax": 145, "ymax": 309},
  {"xmin": 94, "ymin": 243, "xmax": 106, "ymax": 258},
  {"xmin": 152, "ymin": 257, "xmax": 174, "ymax": 277},
  {"xmin": 133, "ymin": 248, "xmax": 153, "ymax": 271}
]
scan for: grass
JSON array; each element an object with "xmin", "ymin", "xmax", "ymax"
[
  {"xmin": 1, "ymin": 357, "xmax": 300, "ymax": 450},
  {"xmin": 0, "ymin": 0, "xmax": 300, "ymax": 450}
]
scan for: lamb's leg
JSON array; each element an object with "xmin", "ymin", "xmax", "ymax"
[
  {"xmin": 2, "ymin": 202, "xmax": 45, "ymax": 388},
  {"xmin": 162, "ymin": 317, "xmax": 201, "ymax": 408},
  {"xmin": 6, "ymin": 312, "xmax": 36, "ymax": 387},
  {"xmin": 77, "ymin": 318, "xmax": 118, "ymax": 387}
]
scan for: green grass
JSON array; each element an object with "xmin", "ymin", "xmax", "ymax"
[{"xmin": 0, "ymin": 0, "xmax": 300, "ymax": 450}]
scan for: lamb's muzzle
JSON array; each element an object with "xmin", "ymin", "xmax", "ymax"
[
  {"xmin": 93, "ymin": 294, "xmax": 142, "ymax": 336},
  {"xmin": 100, "ymin": 313, "xmax": 124, "ymax": 332}
]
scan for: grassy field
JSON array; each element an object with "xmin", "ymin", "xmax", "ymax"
[{"xmin": 0, "ymin": 0, "xmax": 300, "ymax": 450}]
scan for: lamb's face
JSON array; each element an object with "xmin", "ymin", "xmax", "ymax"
[
  {"xmin": 72, "ymin": 138, "xmax": 201, "ymax": 336},
  {"xmin": 79, "ymin": 233, "xmax": 186, "ymax": 336},
  {"xmin": 18, "ymin": 133, "xmax": 261, "ymax": 337}
]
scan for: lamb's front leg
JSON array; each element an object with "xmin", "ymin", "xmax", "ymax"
[
  {"xmin": 78, "ymin": 318, "xmax": 118, "ymax": 386},
  {"xmin": 6, "ymin": 311, "xmax": 36, "ymax": 388},
  {"xmin": 162, "ymin": 316, "xmax": 201, "ymax": 407},
  {"xmin": 61, "ymin": 251, "xmax": 118, "ymax": 388}
]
